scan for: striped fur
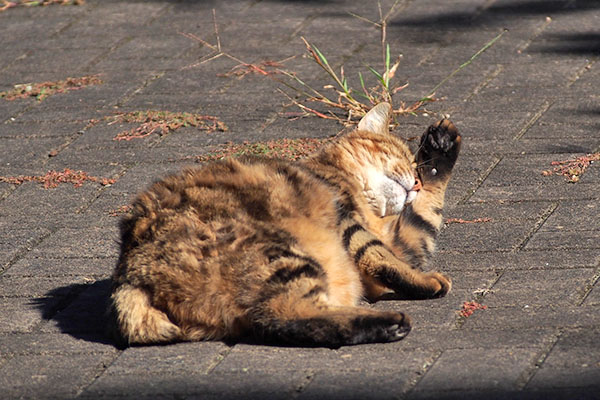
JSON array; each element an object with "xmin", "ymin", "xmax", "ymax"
[{"xmin": 108, "ymin": 103, "xmax": 461, "ymax": 347}]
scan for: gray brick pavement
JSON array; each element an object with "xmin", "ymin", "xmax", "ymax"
[{"xmin": 1, "ymin": 0, "xmax": 599, "ymax": 398}]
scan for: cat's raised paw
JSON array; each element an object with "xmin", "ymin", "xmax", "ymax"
[{"xmin": 418, "ymin": 119, "xmax": 461, "ymax": 180}]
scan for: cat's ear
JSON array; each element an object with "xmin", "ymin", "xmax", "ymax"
[{"xmin": 357, "ymin": 102, "xmax": 391, "ymax": 135}]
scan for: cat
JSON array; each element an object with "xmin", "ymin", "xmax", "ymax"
[{"xmin": 108, "ymin": 102, "xmax": 461, "ymax": 348}]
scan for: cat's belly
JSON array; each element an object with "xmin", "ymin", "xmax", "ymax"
[{"xmin": 280, "ymin": 217, "xmax": 363, "ymax": 307}]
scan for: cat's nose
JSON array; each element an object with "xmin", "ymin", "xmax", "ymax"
[{"xmin": 412, "ymin": 177, "xmax": 422, "ymax": 191}]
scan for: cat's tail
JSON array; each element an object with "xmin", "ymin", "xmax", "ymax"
[
  {"xmin": 251, "ymin": 305, "xmax": 411, "ymax": 348},
  {"xmin": 107, "ymin": 283, "xmax": 182, "ymax": 347}
]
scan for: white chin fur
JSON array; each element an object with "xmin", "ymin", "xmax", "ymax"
[
  {"xmin": 365, "ymin": 171, "xmax": 415, "ymax": 217},
  {"xmin": 406, "ymin": 190, "xmax": 418, "ymax": 204},
  {"xmin": 382, "ymin": 180, "xmax": 407, "ymax": 216}
]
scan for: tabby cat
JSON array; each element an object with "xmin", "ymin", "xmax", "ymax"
[{"xmin": 108, "ymin": 103, "xmax": 461, "ymax": 347}]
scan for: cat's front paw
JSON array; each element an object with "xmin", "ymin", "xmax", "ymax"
[
  {"xmin": 423, "ymin": 271, "xmax": 452, "ymax": 298},
  {"xmin": 417, "ymin": 119, "xmax": 461, "ymax": 180}
]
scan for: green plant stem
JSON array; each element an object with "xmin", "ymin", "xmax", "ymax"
[{"xmin": 422, "ymin": 28, "xmax": 508, "ymax": 100}]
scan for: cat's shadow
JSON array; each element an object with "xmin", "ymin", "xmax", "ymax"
[
  {"xmin": 33, "ymin": 279, "xmax": 117, "ymax": 346},
  {"xmin": 33, "ymin": 280, "xmax": 305, "ymax": 349}
]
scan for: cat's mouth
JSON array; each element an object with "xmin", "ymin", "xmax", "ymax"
[
  {"xmin": 386, "ymin": 174, "xmax": 421, "ymax": 214},
  {"xmin": 369, "ymin": 174, "xmax": 420, "ymax": 217},
  {"xmin": 364, "ymin": 170, "xmax": 422, "ymax": 217}
]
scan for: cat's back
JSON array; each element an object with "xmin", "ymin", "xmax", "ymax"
[{"xmin": 119, "ymin": 157, "xmax": 340, "ymax": 252}]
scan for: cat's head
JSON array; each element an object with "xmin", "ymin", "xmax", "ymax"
[{"xmin": 349, "ymin": 103, "xmax": 421, "ymax": 217}]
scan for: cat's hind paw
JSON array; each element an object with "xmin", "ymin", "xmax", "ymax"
[
  {"xmin": 350, "ymin": 312, "xmax": 412, "ymax": 344},
  {"xmin": 423, "ymin": 271, "xmax": 452, "ymax": 299}
]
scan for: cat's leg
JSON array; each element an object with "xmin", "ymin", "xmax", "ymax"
[
  {"xmin": 392, "ymin": 119, "xmax": 461, "ymax": 267},
  {"xmin": 342, "ymin": 217, "xmax": 451, "ymax": 300},
  {"xmin": 249, "ymin": 251, "xmax": 410, "ymax": 347},
  {"xmin": 255, "ymin": 305, "xmax": 411, "ymax": 347},
  {"xmin": 345, "ymin": 120, "xmax": 460, "ymax": 301},
  {"xmin": 108, "ymin": 283, "xmax": 182, "ymax": 346}
]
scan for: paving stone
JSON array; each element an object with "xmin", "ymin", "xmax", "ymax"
[
  {"xmin": 18, "ymin": 91, "xmax": 115, "ymax": 119},
  {"xmin": 14, "ymin": 106, "xmax": 106, "ymax": 125},
  {"xmin": 401, "ymin": 327, "xmax": 556, "ymax": 352},
  {"xmin": 525, "ymin": 119, "xmax": 600, "ymax": 139},
  {"xmin": 107, "ymin": 341, "xmax": 228, "ymax": 374},
  {"xmin": 29, "ymin": 225, "xmax": 120, "ymax": 259},
  {"xmin": 0, "ymin": 100, "xmax": 28, "ymax": 124},
  {"xmin": 0, "ymin": 352, "xmax": 116, "ymax": 399},
  {"xmin": 445, "ymin": 200, "xmax": 555, "ymax": 223},
  {"xmin": 0, "ymin": 275, "xmax": 90, "ymax": 298},
  {"xmin": 0, "ymin": 332, "xmax": 117, "ymax": 357},
  {"xmin": 0, "ymin": 120, "xmax": 87, "ymax": 138},
  {"xmin": 471, "ymin": 182, "xmax": 600, "ymax": 202},
  {"xmin": 579, "ymin": 162, "xmax": 600, "ymax": 184},
  {"xmin": 85, "ymin": 370, "xmax": 302, "ymax": 400},
  {"xmin": 0, "ymin": 227, "xmax": 51, "ymax": 271},
  {"xmin": 583, "ymin": 284, "xmax": 600, "ymax": 306},
  {"xmin": 71, "ymin": 121, "xmax": 163, "ymax": 148},
  {"xmin": 299, "ymin": 369, "xmax": 419, "ymax": 400},
  {"xmin": 443, "ymin": 154, "xmax": 504, "ymax": 207},
  {"xmin": 54, "ymin": 142, "xmax": 163, "ymax": 166},
  {"xmin": 5, "ymin": 48, "xmax": 106, "ymax": 75},
  {"xmin": 539, "ymin": 200, "xmax": 600, "ymax": 232},
  {"xmin": 413, "ymin": 347, "xmax": 539, "ymax": 392},
  {"xmin": 4, "ymin": 256, "xmax": 115, "ymax": 278},
  {"xmin": 0, "ymin": 183, "xmax": 100, "ymax": 218},
  {"xmin": 436, "ymin": 269, "xmax": 501, "ymax": 292},
  {"xmin": 80, "ymin": 192, "xmax": 136, "ymax": 222},
  {"xmin": 462, "ymin": 305, "xmax": 600, "ymax": 330},
  {"xmin": 0, "ymin": 297, "xmax": 60, "ymax": 334},
  {"xmin": 215, "ymin": 343, "xmax": 354, "ymax": 372},
  {"xmin": 462, "ymin": 137, "xmax": 599, "ymax": 156},
  {"xmin": 85, "ymin": 341, "xmax": 302, "ymax": 399},
  {"xmin": 376, "ymin": 299, "xmax": 458, "ymax": 331},
  {"xmin": 437, "ymin": 220, "xmax": 534, "ymax": 252},
  {"xmin": 478, "ymin": 154, "xmax": 584, "ymax": 187},
  {"xmin": 528, "ymin": 328, "xmax": 600, "ymax": 390},
  {"xmin": 0, "ymin": 136, "xmax": 68, "ymax": 168},
  {"xmin": 408, "ymin": 387, "xmax": 600, "ymax": 400},
  {"xmin": 525, "ymin": 231, "xmax": 600, "ymax": 251},
  {"xmin": 484, "ymin": 268, "xmax": 596, "ymax": 307}
]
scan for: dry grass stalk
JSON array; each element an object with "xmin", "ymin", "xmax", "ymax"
[{"xmin": 182, "ymin": 6, "xmax": 506, "ymax": 127}]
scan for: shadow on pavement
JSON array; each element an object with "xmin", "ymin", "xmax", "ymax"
[
  {"xmin": 530, "ymin": 32, "xmax": 600, "ymax": 55},
  {"xmin": 33, "ymin": 279, "xmax": 116, "ymax": 346},
  {"xmin": 391, "ymin": 0, "xmax": 600, "ymax": 44}
]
